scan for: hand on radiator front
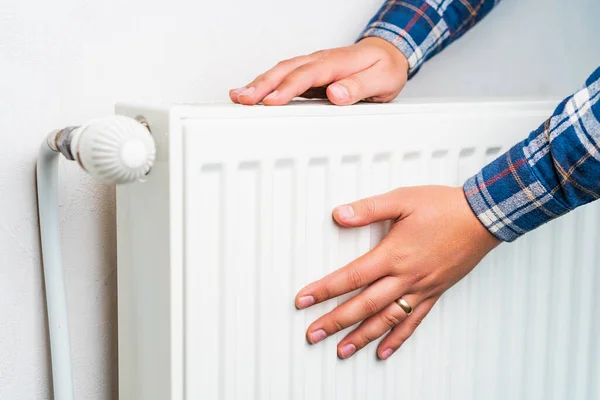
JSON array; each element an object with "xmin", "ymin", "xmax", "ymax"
[
  {"xmin": 229, "ymin": 37, "xmax": 409, "ymax": 106},
  {"xmin": 295, "ymin": 186, "xmax": 501, "ymax": 360}
]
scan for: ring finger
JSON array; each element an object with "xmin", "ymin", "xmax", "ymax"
[
  {"xmin": 336, "ymin": 293, "xmax": 423, "ymax": 359},
  {"xmin": 377, "ymin": 297, "xmax": 438, "ymax": 360}
]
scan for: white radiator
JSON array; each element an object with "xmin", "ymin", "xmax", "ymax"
[{"xmin": 116, "ymin": 101, "xmax": 600, "ymax": 400}]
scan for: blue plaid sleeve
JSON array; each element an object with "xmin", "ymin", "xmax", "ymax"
[
  {"xmin": 359, "ymin": 0, "xmax": 501, "ymax": 77},
  {"xmin": 464, "ymin": 66, "xmax": 600, "ymax": 242}
]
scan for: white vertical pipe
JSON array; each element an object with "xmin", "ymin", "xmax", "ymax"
[{"xmin": 37, "ymin": 142, "xmax": 75, "ymax": 400}]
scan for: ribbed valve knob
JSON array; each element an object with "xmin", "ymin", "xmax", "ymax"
[{"xmin": 72, "ymin": 116, "xmax": 156, "ymax": 184}]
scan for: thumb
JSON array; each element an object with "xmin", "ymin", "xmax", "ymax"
[
  {"xmin": 333, "ymin": 189, "xmax": 407, "ymax": 227},
  {"xmin": 326, "ymin": 66, "xmax": 392, "ymax": 106}
]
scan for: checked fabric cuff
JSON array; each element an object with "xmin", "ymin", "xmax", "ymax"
[
  {"xmin": 357, "ymin": 1, "xmax": 500, "ymax": 79},
  {"xmin": 358, "ymin": 21, "xmax": 425, "ymax": 79},
  {"xmin": 357, "ymin": 1, "xmax": 454, "ymax": 79},
  {"xmin": 463, "ymin": 142, "xmax": 571, "ymax": 242}
]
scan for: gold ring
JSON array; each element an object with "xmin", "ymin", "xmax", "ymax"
[{"xmin": 396, "ymin": 297, "xmax": 413, "ymax": 315}]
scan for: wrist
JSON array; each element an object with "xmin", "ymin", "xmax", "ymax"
[{"xmin": 358, "ymin": 37, "xmax": 409, "ymax": 75}]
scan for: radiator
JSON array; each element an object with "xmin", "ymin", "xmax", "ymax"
[{"xmin": 115, "ymin": 101, "xmax": 600, "ymax": 400}]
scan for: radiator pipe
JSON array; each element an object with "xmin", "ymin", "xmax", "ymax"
[{"xmin": 37, "ymin": 140, "xmax": 74, "ymax": 400}]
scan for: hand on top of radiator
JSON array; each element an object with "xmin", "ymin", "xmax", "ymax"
[
  {"xmin": 294, "ymin": 186, "xmax": 501, "ymax": 360},
  {"xmin": 229, "ymin": 37, "xmax": 409, "ymax": 106}
]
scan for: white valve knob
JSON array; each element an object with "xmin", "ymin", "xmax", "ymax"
[{"xmin": 70, "ymin": 116, "xmax": 156, "ymax": 184}]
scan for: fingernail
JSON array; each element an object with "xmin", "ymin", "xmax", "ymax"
[
  {"xmin": 339, "ymin": 343, "xmax": 356, "ymax": 359},
  {"xmin": 380, "ymin": 348, "xmax": 394, "ymax": 360},
  {"xmin": 239, "ymin": 87, "xmax": 255, "ymax": 97},
  {"xmin": 263, "ymin": 90, "xmax": 279, "ymax": 101},
  {"xmin": 231, "ymin": 87, "xmax": 246, "ymax": 95},
  {"xmin": 297, "ymin": 295, "xmax": 315, "ymax": 309},
  {"xmin": 336, "ymin": 205, "xmax": 354, "ymax": 220},
  {"xmin": 308, "ymin": 329, "xmax": 327, "ymax": 344},
  {"xmin": 329, "ymin": 84, "xmax": 349, "ymax": 101}
]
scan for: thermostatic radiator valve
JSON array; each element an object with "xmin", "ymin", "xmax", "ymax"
[{"xmin": 46, "ymin": 115, "xmax": 155, "ymax": 184}]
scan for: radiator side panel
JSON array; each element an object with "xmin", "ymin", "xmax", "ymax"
[{"xmin": 116, "ymin": 105, "xmax": 173, "ymax": 400}]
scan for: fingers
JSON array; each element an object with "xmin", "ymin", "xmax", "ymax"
[
  {"xmin": 231, "ymin": 46, "xmax": 382, "ymax": 106},
  {"xmin": 377, "ymin": 297, "xmax": 438, "ymax": 360},
  {"xmin": 295, "ymin": 245, "xmax": 393, "ymax": 309},
  {"xmin": 304, "ymin": 276, "xmax": 409, "ymax": 345},
  {"xmin": 333, "ymin": 188, "xmax": 408, "ymax": 228},
  {"xmin": 336, "ymin": 293, "xmax": 422, "ymax": 358},
  {"xmin": 229, "ymin": 55, "xmax": 312, "ymax": 105},
  {"xmin": 261, "ymin": 53, "xmax": 373, "ymax": 106}
]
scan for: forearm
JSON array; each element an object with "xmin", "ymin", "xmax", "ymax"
[
  {"xmin": 464, "ymin": 66, "xmax": 600, "ymax": 242},
  {"xmin": 359, "ymin": 0, "xmax": 502, "ymax": 77}
]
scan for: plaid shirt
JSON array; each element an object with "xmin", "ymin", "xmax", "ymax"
[{"xmin": 360, "ymin": 0, "xmax": 600, "ymax": 242}]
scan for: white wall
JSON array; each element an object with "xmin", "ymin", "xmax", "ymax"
[{"xmin": 1, "ymin": 0, "xmax": 598, "ymax": 398}]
